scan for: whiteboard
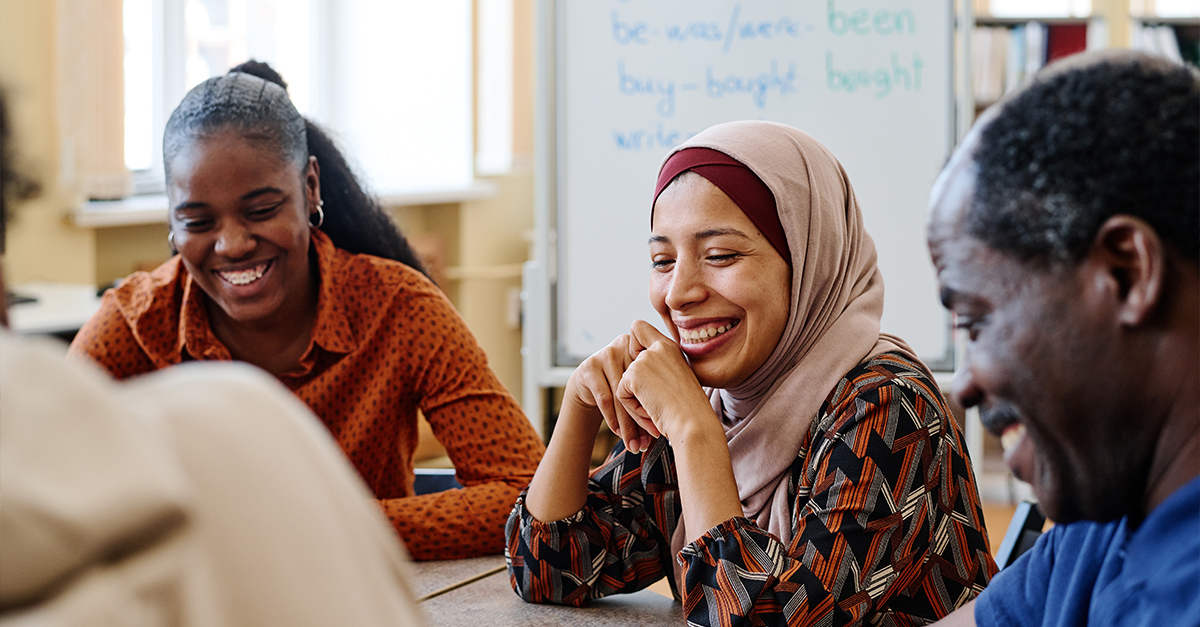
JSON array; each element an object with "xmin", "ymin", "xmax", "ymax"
[{"xmin": 550, "ymin": 0, "xmax": 955, "ymax": 369}]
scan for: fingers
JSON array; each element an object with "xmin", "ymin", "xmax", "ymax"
[
  {"xmin": 593, "ymin": 347, "xmax": 627, "ymax": 435},
  {"xmin": 616, "ymin": 358, "xmax": 663, "ymax": 447},
  {"xmin": 624, "ymin": 324, "xmax": 648, "ymax": 362},
  {"xmin": 569, "ymin": 336, "xmax": 654, "ymax": 453},
  {"xmin": 569, "ymin": 330, "xmax": 688, "ymax": 454},
  {"xmin": 629, "ymin": 320, "xmax": 675, "ymax": 350},
  {"xmin": 598, "ymin": 343, "xmax": 650, "ymax": 452}
]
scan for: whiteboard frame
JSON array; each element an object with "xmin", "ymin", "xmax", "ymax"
[{"xmin": 523, "ymin": 0, "xmax": 967, "ymax": 429}]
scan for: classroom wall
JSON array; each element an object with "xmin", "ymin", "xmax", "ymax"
[
  {"xmin": 0, "ymin": 0, "xmax": 98, "ymax": 285},
  {"xmin": 454, "ymin": 170, "xmax": 533, "ymax": 399},
  {"xmin": 95, "ymin": 224, "xmax": 172, "ymax": 286},
  {"xmin": 452, "ymin": 0, "xmax": 537, "ymax": 400}
]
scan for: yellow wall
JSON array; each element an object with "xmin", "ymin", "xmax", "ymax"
[
  {"xmin": 95, "ymin": 224, "xmax": 172, "ymax": 286},
  {"xmin": 0, "ymin": 0, "xmax": 97, "ymax": 285},
  {"xmin": 454, "ymin": 171, "xmax": 534, "ymax": 399}
]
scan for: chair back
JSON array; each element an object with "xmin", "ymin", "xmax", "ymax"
[{"xmin": 995, "ymin": 501, "xmax": 1046, "ymax": 569}]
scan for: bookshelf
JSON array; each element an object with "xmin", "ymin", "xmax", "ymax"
[
  {"xmin": 967, "ymin": 1, "xmax": 1198, "ymax": 115},
  {"xmin": 970, "ymin": 16, "xmax": 1103, "ymax": 109}
]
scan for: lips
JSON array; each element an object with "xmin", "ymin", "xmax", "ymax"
[
  {"xmin": 216, "ymin": 260, "xmax": 273, "ymax": 286},
  {"xmin": 1000, "ymin": 422, "xmax": 1038, "ymax": 485},
  {"xmin": 980, "ymin": 402, "xmax": 1037, "ymax": 484}
]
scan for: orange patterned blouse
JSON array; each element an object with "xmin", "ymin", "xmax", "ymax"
[{"xmin": 68, "ymin": 229, "xmax": 545, "ymax": 560}]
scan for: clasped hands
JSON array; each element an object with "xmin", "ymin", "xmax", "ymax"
[{"xmin": 564, "ymin": 320, "xmax": 717, "ymax": 453}]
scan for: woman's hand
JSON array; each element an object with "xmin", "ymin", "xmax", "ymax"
[
  {"xmin": 617, "ymin": 321, "xmax": 744, "ymax": 542},
  {"xmin": 563, "ymin": 333, "xmax": 660, "ymax": 453},
  {"xmin": 616, "ymin": 321, "xmax": 719, "ymax": 444},
  {"xmin": 526, "ymin": 332, "xmax": 655, "ymax": 522}
]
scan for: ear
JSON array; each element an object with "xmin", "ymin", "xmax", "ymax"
[
  {"xmin": 305, "ymin": 155, "xmax": 321, "ymax": 206},
  {"xmin": 1087, "ymin": 215, "xmax": 1165, "ymax": 327}
]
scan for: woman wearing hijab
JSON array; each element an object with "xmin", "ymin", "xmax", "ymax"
[{"xmin": 506, "ymin": 121, "xmax": 996, "ymax": 625}]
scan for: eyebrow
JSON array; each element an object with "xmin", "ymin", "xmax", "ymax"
[
  {"xmin": 172, "ymin": 186, "xmax": 285, "ymax": 213},
  {"xmin": 647, "ymin": 227, "xmax": 754, "ymax": 245}
]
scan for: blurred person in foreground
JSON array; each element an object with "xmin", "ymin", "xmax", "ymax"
[
  {"xmin": 927, "ymin": 50, "xmax": 1198, "ymax": 626},
  {"xmin": 0, "ymin": 89, "xmax": 424, "ymax": 625}
]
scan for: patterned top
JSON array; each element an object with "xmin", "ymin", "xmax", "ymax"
[
  {"xmin": 506, "ymin": 352, "xmax": 996, "ymax": 626},
  {"xmin": 68, "ymin": 229, "xmax": 545, "ymax": 560}
]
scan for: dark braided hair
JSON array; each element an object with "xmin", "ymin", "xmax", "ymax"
[
  {"xmin": 163, "ymin": 60, "xmax": 427, "ymax": 276},
  {"xmin": 969, "ymin": 54, "xmax": 1199, "ymax": 265}
]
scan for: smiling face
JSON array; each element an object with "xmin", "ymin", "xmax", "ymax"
[
  {"xmin": 649, "ymin": 174, "xmax": 791, "ymax": 389},
  {"xmin": 167, "ymin": 129, "xmax": 319, "ymax": 331},
  {"xmin": 927, "ymin": 151, "xmax": 1158, "ymax": 523}
]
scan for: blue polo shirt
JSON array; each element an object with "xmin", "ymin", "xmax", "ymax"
[{"xmin": 976, "ymin": 476, "xmax": 1200, "ymax": 627}]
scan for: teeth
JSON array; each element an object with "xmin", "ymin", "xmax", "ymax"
[
  {"xmin": 220, "ymin": 263, "xmax": 268, "ymax": 286},
  {"xmin": 680, "ymin": 322, "xmax": 735, "ymax": 344},
  {"xmin": 1000, "ymin": 424, "xmax": 1025, "ymax": 452}
]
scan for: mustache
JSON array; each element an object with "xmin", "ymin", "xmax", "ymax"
[{"xmin": 978, "ymin": 402, "xmax": 1022, "ymax": 434}]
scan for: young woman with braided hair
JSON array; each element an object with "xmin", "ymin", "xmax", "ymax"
[{"xmin": 69, "ymin": 62, "xmax": 544, "ymax": 560}]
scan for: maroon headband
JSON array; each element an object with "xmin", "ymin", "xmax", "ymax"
[{"xmin": 653, "ymin": 147, "xmax": 789, "ymax": 265}]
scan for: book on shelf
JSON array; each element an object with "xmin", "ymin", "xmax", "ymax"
[
  {"xmin": 972, "ymin": 21, "xmax": 1088, "ymax": 106},
  {"xmin": 1046, "ymin": 23, "xmax": 1088, "ymax": 61},
  {"xmin": 1132, "ymin": 23, "xmax": 1187, "ymax": 64}
]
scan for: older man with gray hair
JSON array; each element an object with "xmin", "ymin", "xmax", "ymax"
[{"xmin": 927, "ymin": 50, "xmax": 1198, "ymax": 626}]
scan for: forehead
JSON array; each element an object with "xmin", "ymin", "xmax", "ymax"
[
  {"xmin": 927, "ymin": 152, "xmax": 1019, "ymax": 299},
  {"xmin": 651, "ymin": 174, "xmax": 755, "ymax": 234},
  {"xmin": 169, "ymin": 130, "xmax": 298, "ymax": 185},
  {"xmin": 929, "ymin": 148, "xmax": 978, "ymax": 234}
]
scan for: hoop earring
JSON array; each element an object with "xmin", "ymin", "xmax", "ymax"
[
  {"xmin": 168, "ymin": 230, "xmax": 176, "ymax": 250},
  {"xmin": 309, "ymin": 200, "xmax": 325, "ymax": 229}
]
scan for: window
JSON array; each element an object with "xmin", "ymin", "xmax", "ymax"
[
  {"xmin": 986, "ymin": 0, "xmax": 1093, "ymax": 17},
  {"xmin": 476, "ymin": 0, "xmax": 514, "ymax": 175},
  {"xmin": 1142, "ymin": 0, "xmax": 1200, "ymax": 17},
  {"xmin": 123, "ymin": 0, "xmax": 473, "ymax": 195}
]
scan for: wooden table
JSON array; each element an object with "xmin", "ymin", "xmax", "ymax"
[
  {"xmin": 410, "ymin": 555, "xmax": 507, "ymax": 601},
  {"xmin": 411, "ymin": 556, "xmax": 682, "ymax": 626}
]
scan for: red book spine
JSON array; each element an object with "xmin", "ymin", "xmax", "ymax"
[{"xmin": 1046, "ymin": 23, "xmax": 1088, "ymax": 62}]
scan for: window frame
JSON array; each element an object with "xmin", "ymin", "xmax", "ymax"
[{"xmin": 124, "ymin": 0, "xmax": 487, "ymax": 198}]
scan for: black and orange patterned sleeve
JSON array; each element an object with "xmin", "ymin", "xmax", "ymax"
[
  {"xmin": 678, "ymin": 354, "xmax": 996, "ymax": 626},
  {"xmin": 508, "ymin": 353, "xmax": 995, "ymax": 626},
  {"xmin": 506, "ymin": 441, "xmax": 681, "ymax": 605}
]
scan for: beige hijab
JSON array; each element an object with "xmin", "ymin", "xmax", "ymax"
[{"xmin": 660, "ymin": 121, "xmax": 918, "ymax": 560}]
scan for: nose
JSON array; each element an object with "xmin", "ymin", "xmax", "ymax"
[
  {"xmin": 663, "ymin": 258, "xmax": 707, "ymax": 311},
  {"xmin": 214, "ymin": 221, "xmax": 256, "ymax": 259}
]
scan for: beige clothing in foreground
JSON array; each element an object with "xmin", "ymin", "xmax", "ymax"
[{"xmin": 0, "ymin": 331, "xmax": 424, "ymax": 626}]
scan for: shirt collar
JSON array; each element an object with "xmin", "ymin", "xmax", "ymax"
[
  {"xmin": 178, "ymin": 228, "xmax": 359, "ymax": 364},
  {"xmin": 307, "ymin": 229, "xmax": 358, "ymax": 355}
]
